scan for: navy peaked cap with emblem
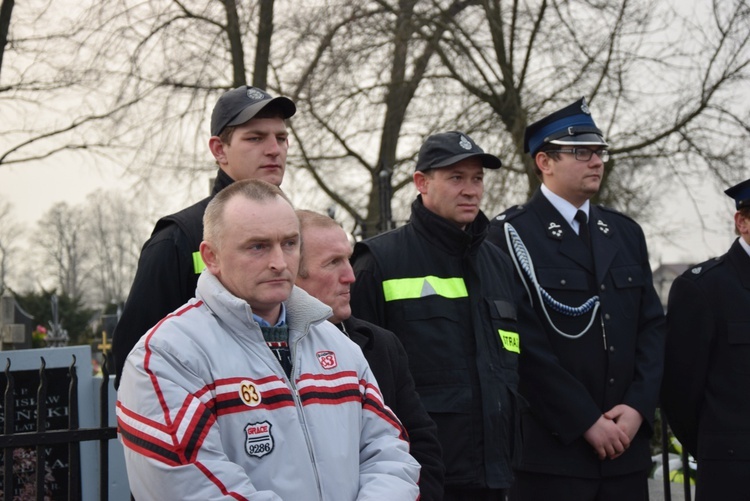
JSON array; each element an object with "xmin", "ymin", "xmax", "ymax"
[
  {"xmin": 211, "ymin": 85, "xmax": 296, "ymax": 136},
  {"xmin": 415, "ymin": 131, "xmax": 502, "ymax": 172},
  {"xmin": 524, "ymin": 97, "xmax": 608, "ymax": 156},
  {"xmin": 725, "ymin": 178, "xmax": 750, "ymax": 209}
]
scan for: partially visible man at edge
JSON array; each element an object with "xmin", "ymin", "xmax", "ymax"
[
  {"xmin": 112, "ymin": 86, "xmax": 295, "ymax": 387},
  {"xmin": 295, "ymin": 209, "xmax": 446, "ymax": 500}
]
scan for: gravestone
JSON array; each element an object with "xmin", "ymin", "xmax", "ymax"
[
  {"xmin": 0, "ymin": 346, "xmax": 103, "ymax": 500},
  {"xmin": 0, "ymin": 292, "xmax": 34, "ymax": 350}
]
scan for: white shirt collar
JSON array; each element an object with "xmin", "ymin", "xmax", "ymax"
[
  {"xmin": 540, "ymin": 184, "xmax": 590, "ymax": 234},
  {"xmin": 739, "ymin": 236, "xmax": 750, "ymax": 258}
]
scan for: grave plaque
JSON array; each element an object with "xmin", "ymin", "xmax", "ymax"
[{"xmin": 0, "ymin": 346, "xmax": 99, "ymax": 500}]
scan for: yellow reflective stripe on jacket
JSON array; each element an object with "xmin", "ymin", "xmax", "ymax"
[
  {"xmin": 382, "ymin": 276, "xmax": 468, "ymax": 302},
  {"xmin": 193, "ymin": 251, "xmax": 206, "ymax": 274},
  {"xmin": 498, "ymin": 330, "xmax": 520, "ymax": 354}
]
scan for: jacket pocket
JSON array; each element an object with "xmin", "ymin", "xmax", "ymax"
[
  {"xmin": 610, "ymin": 265, "xmax": 645, "ymax": 317},
  {"xmin": 537, "ymin": 267, "xmax": 590, "ymax": 292},
  {"xmin": 727, "ymin": 321, "xmax": 750, "ymax": 374},
  {"xmin": 486, "ymin": 298, "xmax": 520, "ymax": 370}
]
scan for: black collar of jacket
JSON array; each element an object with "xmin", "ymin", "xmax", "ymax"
[
  {"xmin": 410, "ymin": 195, "xmax": 489, "ymax": 256},
  {"xmin": 213, "ymin": 168, "xmax": 236, "ymax": 196},
  {"xmin": 337, "ymin": 317, "xmax": 373, "ymax": 351}
]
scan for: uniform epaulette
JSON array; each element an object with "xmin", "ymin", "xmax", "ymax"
[
  {"xmin": 681, "ymin": 255, "xmax": 724, "ymax": 280},
  {"xmin": 598, "ymin": 205, "xmax": 637, "ymax": 224},
  {"xmin": 492, "ymin": 204, "xmax": 526, "ymax": 224}
]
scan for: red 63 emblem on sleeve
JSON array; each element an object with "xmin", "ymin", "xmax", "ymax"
[{"xmin": 316, "ymin": 350, "xmax": 338, "ymax": 369}]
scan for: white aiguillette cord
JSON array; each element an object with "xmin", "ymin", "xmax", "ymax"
[{"xmin": 504, "ymin": 222, "xmax": 600, "ymax": 340}]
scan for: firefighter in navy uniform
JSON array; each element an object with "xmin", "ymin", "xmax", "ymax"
[
  {"xmin": 487, "ymin": 98, "xmax": 665, "ymax": 501},
  {"xmin": 351, "ymin": 131, "xmax": 535, "ymax": 501},
  {"xmin": 661, "ymin": 178, "xmax": 750, "ymax": 501}
]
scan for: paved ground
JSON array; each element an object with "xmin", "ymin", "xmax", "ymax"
[{"xmin": 649, "ymin": 479, "xmax": 694, "ymax": 501}]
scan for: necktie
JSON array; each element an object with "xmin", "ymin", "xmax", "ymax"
[{"xmin": 575, "ymin": 210, "xmax": 591, "ymax": 249}]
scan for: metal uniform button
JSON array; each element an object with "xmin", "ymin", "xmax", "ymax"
[
  {"xmin": 604, "ymin": 313, "xmax": 611, "ymax": 320},
  {"xmin": 628, "ymin": 276, "xmax": 633, "ymax": 282},
  {"xmin": 561, "ymin": 279, "xmax": 566, "ymax": 286},
  {"xmin": 609, "ymin": 345, "xmax": 615, "ymax": 353},
  {"xmin": 600, "ymin": 284, "xmax": 606, "ymax": 291},
  {"xmin": 608, "ymin": 378, "xmax": 615, "ymax": 386}
]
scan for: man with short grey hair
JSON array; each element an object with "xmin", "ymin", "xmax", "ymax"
[{"xmin": 117, "ymin": 179, "xmax": 420, "ymax": 500}]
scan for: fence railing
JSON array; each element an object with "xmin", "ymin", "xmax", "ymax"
[
  {"xmin": 0, "ymin": 354, "xmax": 696, "ymax": 500},
  {"xmin": 0, "ymin": 356, "xmax": 118, "ymax": 500}
]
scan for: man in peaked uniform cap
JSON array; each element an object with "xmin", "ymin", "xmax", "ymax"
[
  {"xmin": 112, "ymin": 86, "xmax": 296, "ymax": 389},
  {"xmin": 487, "ymin": 98, "xmax": 665, "ymax": 501},
  {"xmin": 350, "ymin": 131, "xmax": 536, "ymax": 500},
  {"xmin": 661, "ymin": 178, "xmax": 750, "ymax": 501}
]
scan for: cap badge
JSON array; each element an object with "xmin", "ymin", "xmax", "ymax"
[
  {"xmin": 246, "ymin": 88, "xmax": 266, "ymax": 101},
  {"xmin": 580, "ymin": 99, "xmax": 591, "ymax": 115},
  {"xmin": 547, "ymin": 222, "xmax": 563, "ymax": 239},
  {"xmin": 596, "ymin": 219, "xmax": 610, "ymax": 235},
  {"xmin": 691, "ymin": 266, "xmax": 702, "ymax": 274},
  {"xmin": 459, "ymin": 135, "xmax": 472, "ymax": 150}
]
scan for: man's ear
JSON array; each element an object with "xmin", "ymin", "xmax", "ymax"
[
  {"xmin": 735, "ymin": 211, "xmax": 750, "ymax": 236},
  {"xmin": 208, "ymin": 136, "xmax": 227, "ymax": 165},
  {"xmin": 413, "ymin": 171, "xmax": 428, "ymax": 195},
  {"xmin": 536, "ymin": 152, "xmax": 553, "ymax": 176},
  {"xmin": 200, "ymin": 241, "xmax": 220, "ymax": 275}
]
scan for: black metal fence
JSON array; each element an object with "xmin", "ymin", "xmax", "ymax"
[
  {"xmin": 0, "ymin": 356, "xmax": 117, "ymax": 500},
  {"xmin": 0, "ymin": 354, "xmax": 695, "ymax": 500}
]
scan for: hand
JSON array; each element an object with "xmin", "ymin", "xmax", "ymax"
[
  {"xmin": 583, "ymin": 415, "xmax": 631, "ymax": 460},
  {"xmin": 604, "ymin": 404, "xmax": 643, "ymax": 442}
]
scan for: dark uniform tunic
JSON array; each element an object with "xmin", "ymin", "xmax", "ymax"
[
  {"xmin": 662, "ymin": 239, "xmax": 750, "ymax": 501},
  {"xmin": 487, "ymin": 189, "xmax": 665, "ymax": 480},
  {"xmin": 351, "ymin": 196, "xmax": 530, "ymax": 492},
  {"xmin": 112, "ymin": 169, "xmax": 233, "ymax": 388}
]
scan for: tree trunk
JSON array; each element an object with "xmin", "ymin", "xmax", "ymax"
[
  {"xmin": 0, "ymin": 0, "xmax": 15, "ymax": 81},
  {"xmin": 221, "ymin": 0, "xmax": 247, "ymax": 87},
  {"xmin": 253, "ymin": 0, "xmax": 274, "ymax": 89}
]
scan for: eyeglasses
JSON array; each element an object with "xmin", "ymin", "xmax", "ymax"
[{"xmin": 548, "ymin": 148, "xmax": 610, "ymax": 162}]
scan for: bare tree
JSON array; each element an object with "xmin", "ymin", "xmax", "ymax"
[
  {"xmin": 428, "ymin": 0, "xmax": 750, "ymax": 220},
  {"xmin": 34, "ymin": 201, "xmax": 90, "ymax": 300},
  {"xmin": 283, "ymin": 0, "xmax": 476, "ymax": 237},
  {"xmin": 3, "ymin": 0, "xmax": 749, "ymax": 249},
  {"xmin": 83, "ymin": 190, "xmax": 148, "ymax": 308},
  {"xmin": 0, "ymin": 0, "xmax": 278, "ymax": 180},
  {"xmin": 0, "ymin": 0, "xmax": 14, "ymax": 80},
  {"xmin": 0, "ymin": 197, "xmax": 22, "ymax": 294}
]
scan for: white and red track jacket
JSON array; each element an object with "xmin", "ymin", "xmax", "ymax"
[{"xmin": 117, "ymin": 271, "xmax": 420, "ymax": 500}]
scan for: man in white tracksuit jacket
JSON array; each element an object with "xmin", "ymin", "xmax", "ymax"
[{"xmin": 117, "ymin": 179, "xmax": 420, "ymax": 500}]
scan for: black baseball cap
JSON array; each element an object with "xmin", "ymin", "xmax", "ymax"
[
  {"xmin": 415, "ymin": 131, "xmax": 502, "ymax": 172},
  {"xmin": 211, "ymin": 86, "xmax": 296, "ymax": 137}
]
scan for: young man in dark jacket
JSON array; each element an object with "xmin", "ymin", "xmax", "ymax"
[
  {"xmin": 350, "ymin": 131, "xmax": 531, "ymax": 500},
  {"xmin": 295, "ymin": 209, "xmax": 445, "ymax": 501},
  {"xmin": 112, "ymin": 86, "xmax": 295, "ymax": 387}
]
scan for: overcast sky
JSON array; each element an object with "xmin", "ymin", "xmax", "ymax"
[{"xmin": 0, "ymin": 0, "xmax": 741, "ymax": 268}]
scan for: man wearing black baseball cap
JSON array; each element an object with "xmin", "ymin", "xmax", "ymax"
[
  {"xmin": 350, "ymin": 131, "xmax": 530, "ymax": 500},
  {"xmin": 113, "ymin": 86, "xmax": 296, "ymax": 389}
]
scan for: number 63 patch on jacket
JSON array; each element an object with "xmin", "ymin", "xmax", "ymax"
[{"xmin": 245, "ymin": 421, "xmax": 274, "ymax": 458}]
